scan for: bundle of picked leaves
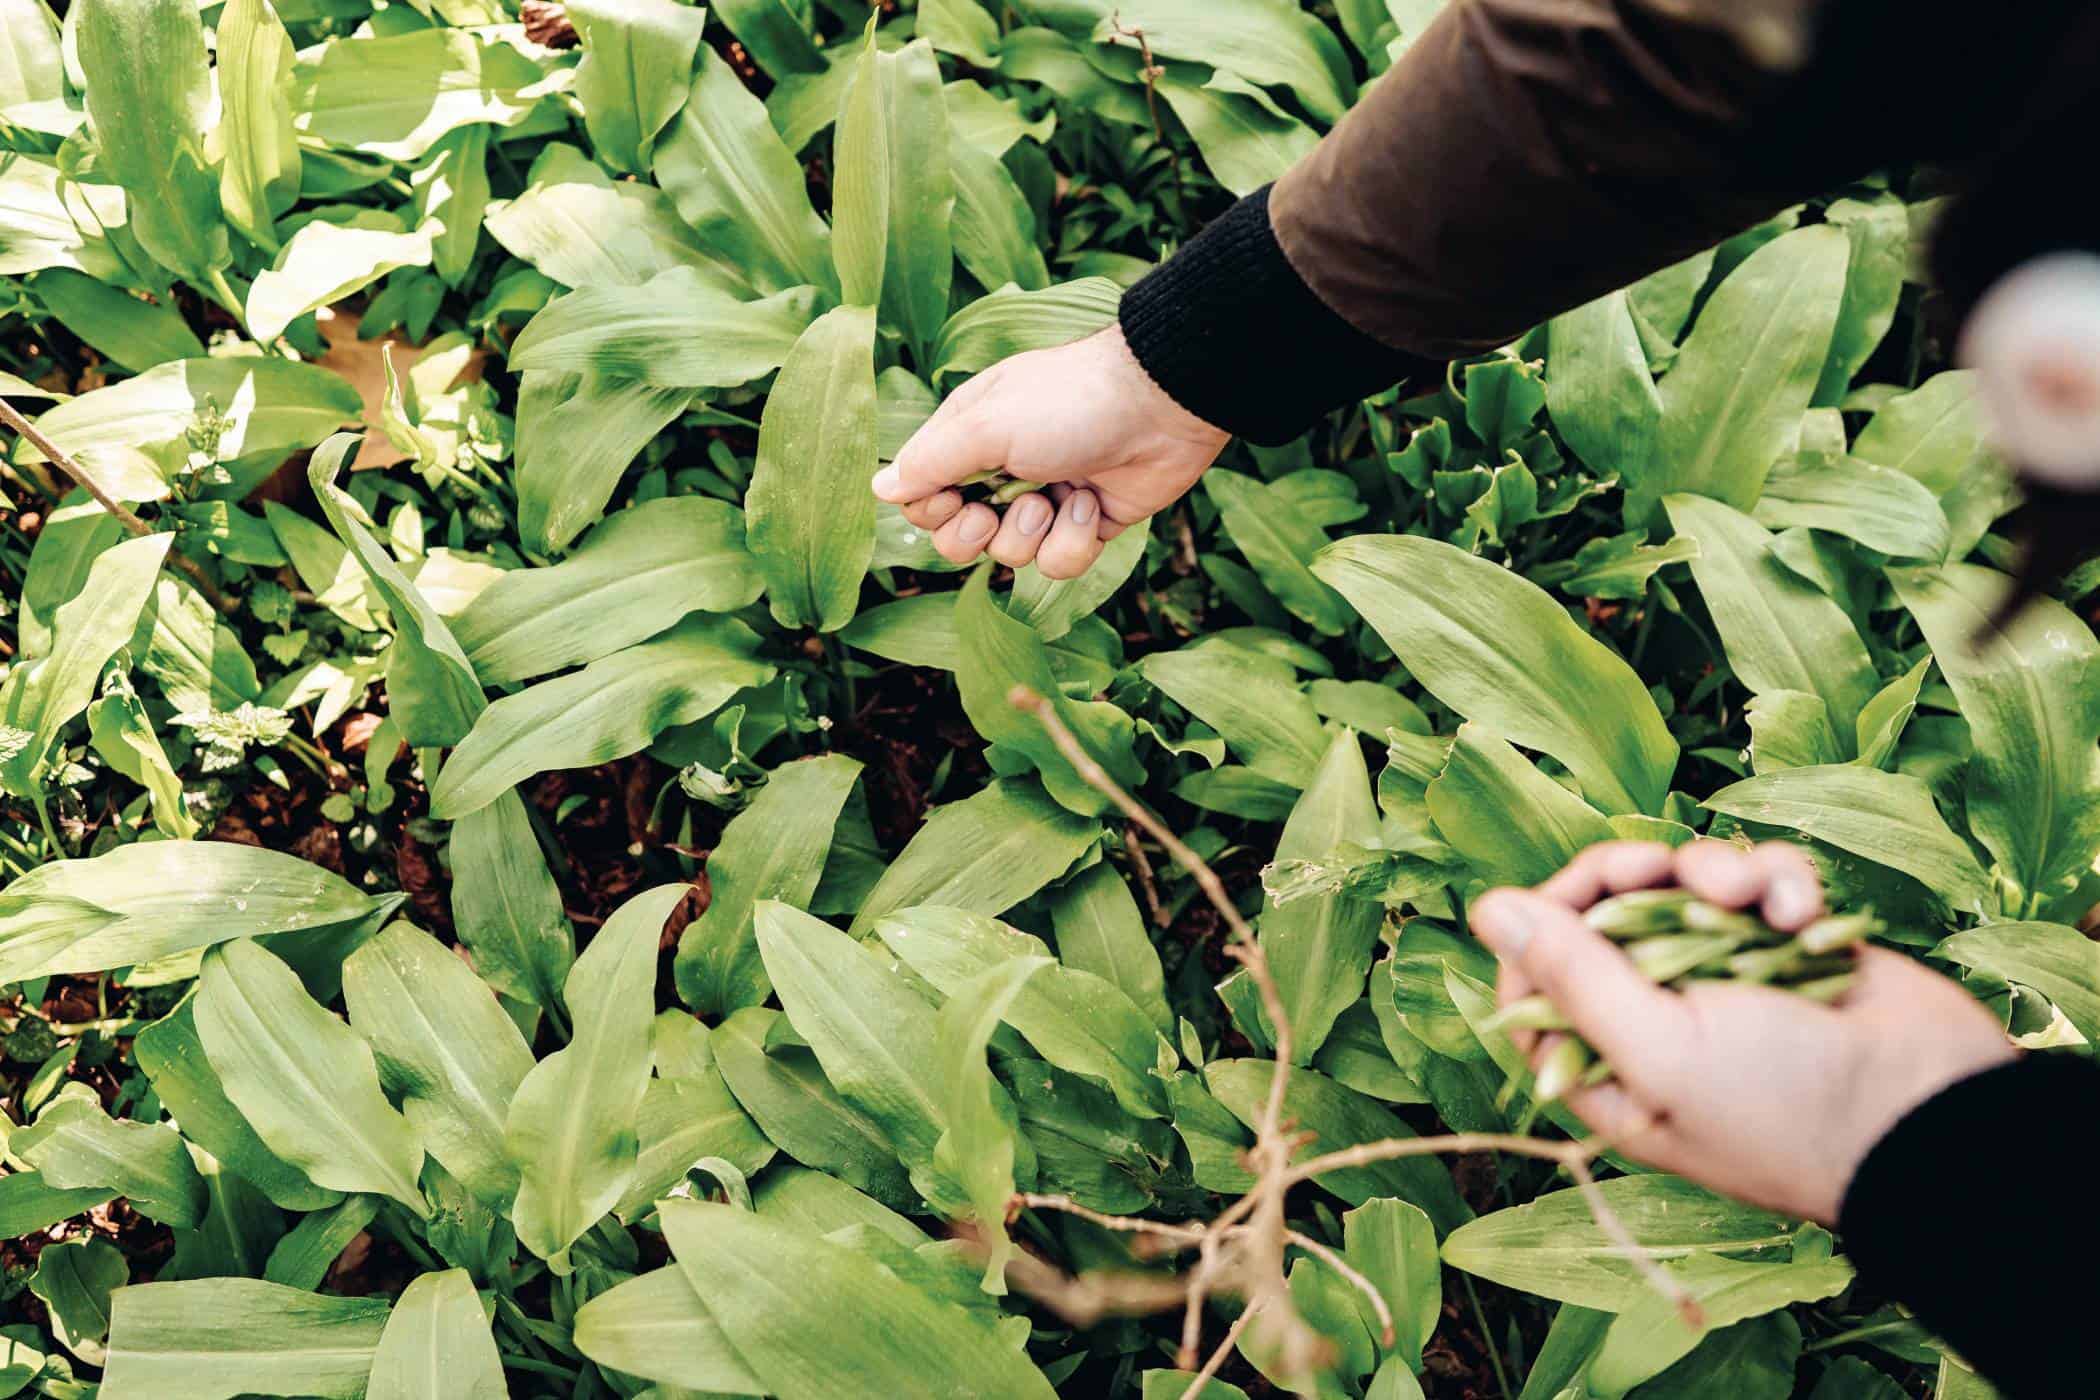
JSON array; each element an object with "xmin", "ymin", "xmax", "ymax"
[{"xmin": 1488, "ymin": 888, "xmax": 1881, "ymax": 1101}]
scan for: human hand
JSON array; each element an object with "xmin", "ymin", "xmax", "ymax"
[
  {"xmin": 1468, "ymin": 840, "xmax": 2016, "ymax": 1223},
  {"xmin": 870, "ymin": 325, "xmax": 1230, "ymax": 579}
]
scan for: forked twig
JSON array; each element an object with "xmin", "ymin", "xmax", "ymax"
[{"xmin": 1001, "ymin": 689, "xmax": 1703, "ymax": 1397}]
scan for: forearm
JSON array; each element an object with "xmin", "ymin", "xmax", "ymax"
[{"xmin": 1839, "ymin": 1054, "xmax": 2100, "ymax": 1397}]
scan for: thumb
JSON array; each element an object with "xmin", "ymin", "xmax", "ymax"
[{"xmin": 874, "ymin": 381, "xmax": 1015, "ymax": 503}]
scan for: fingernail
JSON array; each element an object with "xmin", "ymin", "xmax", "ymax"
[
  {"xmin": 1071, "ymin": 492, "xmax": 1097, "ymax": 525},
  {"xmin": 1015, "ymin": 495, "xmax": 1052, "ymax": 536},
  {"xmin": 871, "ymin": 465, "xmax": 902, "ymax": 498},
  {"xmin": 1472, "ymin": 891, "xmax": 1535, "ymax": 955},
  {"xmin": 959, "ymin": 511, "xmax": 995, "ymax": 544}
]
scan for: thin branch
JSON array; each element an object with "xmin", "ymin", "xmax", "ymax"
[
  {"xmin": 0, "ymin": 396, "xmax": 238, "ymax": 617},
  {"xmin": 1013, "ymin": 1194, "xmax": 1203, "ymax": 1244},
  {"xmin": 1124, "ymin": 823, "xmax": 1170, "ymax": 929},
  {"xmin": 1286, "ymin": 1229, "xmax": 1396, "ymax": 1347}
]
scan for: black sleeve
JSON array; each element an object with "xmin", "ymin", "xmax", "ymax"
[{"xmin": 1838, "ymin": 1053, "xmax": 2100, "ymax": 1398}]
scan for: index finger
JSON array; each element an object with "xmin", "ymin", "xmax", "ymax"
[
  {"xmin": 874, "ymin": 386, "xmax": 1010, "ymax": 504},
  {"xmin": 1539, "ymin": 841, "xmax": 1677, "ymax": 909}
]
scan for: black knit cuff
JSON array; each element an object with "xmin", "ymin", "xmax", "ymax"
[{"xmin": 1118, "ymin": 186, "xmax": 1435, "ymax": 446}]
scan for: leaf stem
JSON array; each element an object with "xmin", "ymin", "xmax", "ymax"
[{"xmin": 1462, "ymin": 1271, "xmax": 1516, "ymax": 1400}]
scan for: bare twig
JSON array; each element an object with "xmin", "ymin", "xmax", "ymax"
[
  {"xmin": 1124, "ymin": 823, "xmax": 1170, "ymax": 929},
  {"xmin": 0, "ymin": 396, "xmax": 237, "ymax": 617},
  {"xmin": 1107, "ymin": 13, "xmax": 1171, "ymax": 150}
]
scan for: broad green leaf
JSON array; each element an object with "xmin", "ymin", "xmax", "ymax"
[
  {"xmin": 943, "ymin": 77, "xmax": 1054, "ymax": 156},
  {"xmin": 13, "ymin": 1095, "xmax": 204, "ymax": 1227},
  {"xmin": 1088, "ymin": 0, "xmax": 1351, "ymax": 122},
  {"xmin": 931, "ymin": 276, "xmax": 1120, "ymax": 377},
  {"xmin": 0, "ymin": 1170, "xmax": 111, "ymax": 1238},
  {"xmin": 848, "ymin": 778, "xmax": 1101, "ymax": 938},
  {"xmin": 714, "ymin": 1006, "xmax": 915, "ymax": 1209},
  {"xmin": 506, "ymin": 883, "xmax": 683, "ymax": 1267},
  {"xmin": 1138, "ymin": 640, "xmax": 1327, "ymax": 786},
  {"xmin": 485, "ymin": 167, "xmax": 724, "ymax": 289},
  {"xmin": 214, "ymin": 0, "xmax": 300, "ymax": 251},
  {"xmin": 1854, "ymin": 656, "xmax": 1930, "ymax": 771},
  {"xmin": 937, "ymin": 956, "xmax": 1052, "ymax": 1291},
  {"xmin": 1937, "ymin": 921, "xmax": 2100, "ymax": 1049},
  {"xmin": 1145, "ymin": 1374, "xmax": 1253, "ymax": 1400},
  {"xmin": 0, "ymin": 840, "xmax": 381, "ymax": 983},
  {"xmin": 0, "ymin": 0, "xmax": 67, "ymax": 127},
  {"xmin": 1008, "ymin": 517, "xmax": 1150, "ymax": 638},
  {"xmin": 662, "ymin": 1200, "xmax": 1059, "ymax": 1397},
  {"xmin": 343, "ymin": 923, "xmax": 535, "ymax": 1208},
  {"xmin": 0, "ymin": 531, "xmax": 166, "ymax": 794},
  {"xmin": 1753, "ymin": 455, "xmax": 1950, "ymax": 560},
  {"xmin": 1047, "ymin": 862, "xmax": 1171, "ymax": 1034},
  {"xmin": 1259, "ymin": 730, "xmax": 1384, "ymax": 1062},
  {"xmin": 877, "ymin": 906, "xmax": 1170, "ymax": 1119},
  {"xmin": 513, "ymin": 370, "xmax": 694, "ymax": 554},
  {"xmin": 1207, "ymin": 467, "xmax": 1351, "ymax": 636},
  {"xmin": 247, "ymin": 218, "xmax": 435, "ymax": 344},
  {"xmin": 262, "ymin": 1196, "xmax": 378, "ymax": 1290},
  {"xmin": 134, "ymin": 1001, "xmax": 340, "ymax": 1212},
  {"xmin": 455, "ymin": 496, "xmax": 762, "ymax": 684},
  {"xmin": 1206, "ymin": 1059, "xmax": 1470, "ymax": 1234},
  {"xmin": 1706, "ymin": 764, "xmax": 1993, "ymax": 913},
  {"xmin": 746, "ymin": 304, "xmax": 880, "ymax": 631},
  {"xmin": 138, "ymin": 574, "xmax": 263, "ymax": 714},
  {"xmin": 30, "ymin": 1237, "xmax": 126, "ymax": 1365},
  {"xmin": 1589, "ymin": 1255, "xmax": 1851, "ymax": 1396},
  {"xmin": 919, "ymin": 0, "xmax": 1002, "ymax": 66},
  {"xmin": 196, "ymin": 940, "xmax": 426, "ymax": 1212},
  {"xmin": 1665, "ymin": 493, "xmax": 1877, "ymax": 743},
  {"xmin": 752, "ymin": 1163, "xmax": 926, "ymax": 1245},
  {"xmin": 293, "ymin": 29, "xmax": 555, "ymax": 161},
  {"xmin": 951, "ymin": 140, "xmax": 1050, "ymax": 292},
  {"xmin": 833, "ymin": 28, "xmax": 890, "ymax": 305},
  {"xmin": 674, "ymin": 753, "xmax": 863, "ymax": 1016},
  {"xmin": 1441, "ymin": 1177, "xmax": 1796, "ymax": 1311},
  {"xmin": 1157, "ymin": 72, "xmax": 1319, "ymax": 197},
  {"xmin": 17, "ymin": 494, "xmax": 122, "ymax": 659},
  {"xmin": 27, "ymin": 267, "xmax": 203, "ymax": 372},
  {"xmin": 264, "ymin": 500, "xmax": 380, "ymax": 631},
  {"xmin": 714, "ymin": 0, "xmax": 827, "ymax": 75},
  {"xmin": 1317, "ymin": 535, "xmax": 1677, "ymax": 814},
  {"xmin": 1852, "ymin": 371, "xmax": 1989, "ymax": 496},
  {"xmin": 510, "ymin": 271, "xmax": 815, "ymax": 386},
  {"xmin": 100, "ymin": 1279, "xmax": 388, "ymax": 1400},
  {"xmin": 88, "ymin": 677, "xmax": 198, "ymax": 838},
  {"xmin": 834, "ymin": 37, "xmax": 952, "ymax": 357},
  {"xmin": 1807, "ymin": 1356, "xmax": 1908, "ymax": 1400},
  {"xmin": 615, "ymin": 1072, "xmax": 776, "ymax": 1220},
  {"xmin": 310, "ymin": 434, "xmax": 484, "ymax": 746},
  {"xmin": 1814, "ymin": 194, "xmax": 1908, "ymax": 405},
  {"xmin": 653, "ymin": 45, "xmax": 836, "ymax": 295},
  {"xmin": 757, "ymin": 901, "xmax": 948, "ymax": 1186},
  {"xmin": 1537, "ymin": 531, "xmax": 1699, "ymax": 601},
  {"xmin": 569, "ymin": 0, "xmax": 709, "ymax": 173},
  {"xmin": 365, "ymin": 1269, "xmax": 504, "ymax": 1400},
  {"xmin": 1746, "ymin": 690, "xmax": 1844, "ymax": 774},
  {"xmin": 409, "ymin": 127, "xmax": 489, "ymax": 288},
  {"xmin": 1892, "ymin": 563, "xmax": 2100, "ymax": 900},
  {"xmin": 1426, "ymin": 722, "xmax": 1615, "ymax": 886},
  {"xmin": 75, "ymin": 0, "xmax": 226, "ymax": 283},
  {"xmin": 1546, "ymin": 289, "xmax": 1661, "ymax": 488},
  {"xmin": 431, "ymin": 616, "xmax": 774, "ymax": 819},
  {"xmin": 447, "ymin": 789, "xmax": 574, "ymax": 1009},
  {"xmin": 157, "ymin": 1148, "xmax": 284, "ymax": 1284},
  {"xmin": 1652, "ymin": 225, "xmax": 1848, "ymax": 507},
  {"xmin": 955, "ymin": 567, "xmax": 1144, "ymax": 817},
  {"xmin": 1344, "ymin": 1198, "xmax": 1442, "ymax": 1367},
  {"xmin": 572, "ymin": 1266, "xmax": 768, "ymax": 1394}
]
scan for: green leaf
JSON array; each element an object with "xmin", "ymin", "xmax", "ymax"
[
  {"xmin": 410, "ymin": 127, "xmax": 489, "ymax": 288},
  {"xmin": 513, "ymin": 370, "xmax": 694, "ymax": 555},
  {"xmin": 485, "ymin": 161, "xmax": 723, "ymax": 290},
  {"xmin": 653, "ymin": 45, "xmax": 836, "ymax": 296},
  {"xmin": 342, "ymin": 922, "xmax": 535, "ymax": 1208},
  {"xmin": 930, "ymin": 276, "xmax": 1120, "ymax": 377},
  {"xmin": 615, "ymin": 1072, "xmax": 777, "ymax": 1221},
  {"xmin": 1937, "ymin": 921, "xmax": 2100, "ymax": 1049},
  {"xmin": 0, "ymin": 531, "xmax": 167, "ymax": 794},
  {"xmin": 1440, "ymin": 1176, "xmax": 1796, "ymax": 1310},
  {"xmin": 134, "ymin": 1000, "xmax": 341, "ymax": 1213},
  {"xmin": 264, "ymin": 500, "xmax": 380, "ymax": 631},
  {"xmin": 714, "ymin": 0, "xmax": 827, "ymax": 76},
  {"xmin": 88, "ymin": 677, "xmax": 198, "ymax": 838},
  {"xmin": 919, "ymin": 0, "xmax": 1002, "ymax": 66},
  {"xmin": 1891, "ymin": 563, "xmax": 2100, "ymax": 900},
  {"xmin": 214, "ymin": 0, "xmax": 301, "ymax": 252},
  {"xmin": 292, "ymin": 28, "xmax": 554, "ymax": 161},
  {"xmin": 1538, "ymin": 531, "xmax": 1698, "ymax": 601},
  {"xmin": 1638, "ymin": 1314, "xmax": 1802, "ymax": 1400},
  {"xmin": 1546, "ymin": 290, "xmax": 1661, "ymax": 488},
  {"xmin": 1008, "ymin": 517, "xmax": 1149, "ymax": 639},
  {"xmin": 1090, "ymin": 0, "xmax": 1351, "ymax": 123},
  {"xmin": 569, "ymin": 0, "xmax": 709, "ymax": 173},
  {"xmin": 746, "ymin": 304, "xmax": 880, "ymax": 631},
  {"xmin": 1589, "ymin": 1255, "xmax": 1851, "ymax": 1396},
  {"xmin": 660, "ymin": 1200, "xmax": 1059, "ymax": 1398},
  {"xmin": 1206, "ymin": 1059, "xmax": 1472, "ymax": 1235},
  {"xmin": 309, "ymin": 433, "xmax": 484, "ymax": 746},
  {"xmin": 1814, "ymin": 195, "xmax": 1909, "ymax": 406},
  {"xmin": 510, "ymin": 271, "xmax": 814, "ymax": 386},
  {"xmin": 1344, "ymin": 1198, "xmax": 1442, "ymax": 1366},
  {"xmin": 1317, "ymin": 535, "xmax": 1677, "ymax": 815},
  {"xmin": 197, "ymin": 940, "xmax": 427, "ymax": 1213},
  {"xmin": 1746, "ymin": 691, "xmax": 1843, "ymax": 774},
  {"xmin": 1706, "ymin": 764, "xmax": 1993, "ymax": 913},
  {"xmin": 1157, "ymin": 71, "xmax": 1320, "ymax": 197},
  {"xmin": 848, "ymin": 778, "xmax": 1101, "ymax": 938},
  {"xmin": 27, "ymin": 268, "xmax": 203, "ymax": 372},
  {"xmin": 75, "ymin": 0, "xmax": 226, "ymax": 283},
  {"xmin": 1854, "ymin": 656, "xmax": 1930, "ymax": 771},
  {"xmin": 1665, "ymin": 493, "xmax": 1877, "ymax": 744},
  {"xmin": 1651, "ymin": 225, "xmax": 1848, "ymax": 508},
  {"xmin": 833, "ymin": 37, "xmax": 953, "ymax": 358},
  {"xmin": 1138, "ymin": 640, "xmax": 1328, "ymax": 786},
  {"xmin": 936, "ymin": 956, "xmax": 1053, "ymax": 1291},
  {"xmin": 951, "ymin": 140, "xmax": 1050, "ymax": 292},
  {"xmin": 17, "ymin": 494, "xmax": 122, "ymax": 659},
  {"xmin": 262, "ymin": 1195, "xmax": 379, "ymax": 1290},
  {"xmin": 138, "ymin": 574, "xmax": 263, "ymax": 714},
  {"xmin": 955, "ymin": 566, "xmax": 1143, "ymax": 817},
  {"xmin": 1260, "ymin": 729, "xmax": 1385, "ymax": 1062},
  {"xmin": 714, "ymin": 1006, "xmax": 915, "ymax": 1210},
  {"xmin": 14, "ymin": 1095, "xmax": 205, "ymax": 1227},
  {"xmin": 430, "ymin": 616, "xmax": 774, "ymax": 819},
  {"xmin": 455, "ymin": 495, "xmax": 762, "ymax": 684},
  {"xmin": 1047, "ymin": 862, "xmax": 1171, "ymax": 1034},
  {"xmin": 675, "ymin": 753, "xmax": 863, "ymax": 1016},
  {"xmin": 30, "ymin": 1237, "xmax": 127, "ymax": 1365},
  {"xmin": 1207, "ymin": 467, "xmax": 1351, "ymax": 636},
  {"xmin": 507, "ymin": 883, "xmax": 685, "ymax": 1267},
  {"xmin": 100, "ymin": 1279, "xmax": 389, "ymax": 1400},
  {"xmin": 1753, "ymin": 455, "xmax": 1951, "ymax": 560},
  {"xmin": 876, "ymin": 906, "xmax": 1170, "ymax": 1120},
  {"xmin": 0, "ymin": 1170, "xmax": 112, "ymax": 1238},
  {"xmin": 366, "ymin": 1269, "xmax": 505, "ymax": 1400},
  {"xmin": 0, "ymin": 841, "xmax": 382, "ymax": 983},
  {"xmin": 572, "ymin": 1266, "xmax": 768, "ymax": 1395},
  {"xmin": 447, "ymin": 789, "xmax": 575, "ymax": 1010},
  {"xmin": 1852, "ymin": 370, "xmax": 1990, "ymax": 496},
  {"xmin": 247, "ymin": 218, "xmax": 436, "ymax": 344},
  {"xmin": 1426, "ymin": 723, "xmax": 1615, "ymax": 887}
]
